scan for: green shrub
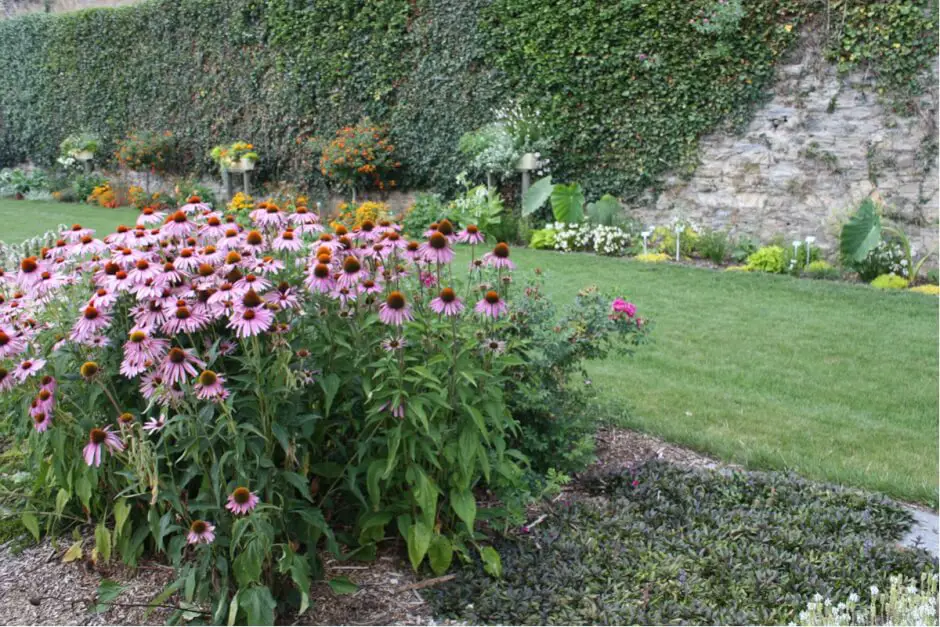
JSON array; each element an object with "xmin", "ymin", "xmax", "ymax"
[
  {"xmin": 871, "ymin": 273, "xmax": 909, "ymax": 290},
  {"xmin": 70, "ymin": 173, "xmax": 109, "ymax": 204},
  {"xmin": 402, "ymin": 192, "xmax": 447, "ymax": 237},
  {"xmin": 746, "ymin": 245, "xmax": 786, "ymax": 273},
  {"xmin": 528, "ymin": 228, "xmax": 557, "ymax": 250},
  {"xmin": 651, "ymin": 224, "xmax": 698, "ymax": 258},
  {"xmin": 695, "ymin": 229, "xmax": 731, "ymax": 264},
  {"xmin": 927, "ymin": 268, "xmax": 939, "ymax": 285},
  {"xmin": 805, "ymin": 260, "xmax": 841, "ymax": 280},
  {"xmin": 731, "ymin": 234, "xmax": 760, "ymax": 263},
  {"xmin": 430, "ymin": 462, "xmax": 936, "ymax": 625}
]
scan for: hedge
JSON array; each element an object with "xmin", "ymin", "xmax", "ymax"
[{"xmin": 0, "ymin": 0, "xmax": 933, "ymax": 198}]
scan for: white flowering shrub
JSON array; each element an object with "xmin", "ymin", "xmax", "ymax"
[
  {"xmin": 549, "ymin": 221, "xmax": 632, "ymax": 256},
  {"xmin": 851, "ymin": 239, "xmax": 910, "ymax": 281},
  {"xmin": 795, "ymin": 572, "xmax": 939, "ymax": 626}
]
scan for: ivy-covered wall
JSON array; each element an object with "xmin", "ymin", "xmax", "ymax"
[{"xmin": 0, "ymin": 0, "xmax": 934, "ymax": 198}]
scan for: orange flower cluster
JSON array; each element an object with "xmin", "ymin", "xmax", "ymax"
[{"xmin": 317, "ymin": 120, "xmax": 400, "ymax": 194}]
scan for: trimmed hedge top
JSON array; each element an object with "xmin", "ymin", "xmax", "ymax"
[{"xmin": 0, "ymin": 0, "xmax": 934, "ymax": 197}]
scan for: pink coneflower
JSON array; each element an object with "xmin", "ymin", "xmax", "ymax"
[
  {"xmin": 483, "ymin": 243, "xmax": 515, "ymax": 270},
  {"xmin": 379, "ymin": 291, "xmax": 414, "ymax": 327},
  {"xmin": 187, "ymin": 520, "xmax": 216, "ymax": 545},
  {"xmin": 160, "ymin": 347, "xmax": 206, "ymax": 385},
  {"xmin": 456, "ymin": 224, "xmax": 486, "ymax": 245},
  {"xmin": 63, "ymin": 223, "xmax": 94, "ymax": 242},
  {"xmin": 250, "ymin": 204, "xmax": 286, "ymax": 228},
  {"xmin": 253, "ymin": 255, "xmax": 285, "ymax": 275},
  {"xmin": 137, "ymin": 206, "xmax": 166, "ymax": 226},
  {"xmin": 30, "ymin": 270, "xmax": 66, "ymax": 300},
  {"xmin": 419, "ymin": 232, "xmax": 455, "ymax": 265},
  {"xmin": 70, "ymin": 305, "xmax": 112, "ymax": 343},
  {"xmin": 0, "ymin": 367, "xmax": 14, "ymax": 393},
  {"xmin": 330, "ymin": 285, "xmax": 357, "ymax": 308},
  {"xmin": 430, "ymin": 287, "xmax": 465, "ymax": 316},
  {"xmin": 264, "ymin": 282, "xmax": 301, "ymax": 310},
  {"xmin": 179, "ymin": 196, "xmax": 210, "ymax": 214},
  {"xmin": 234, "ymin": 273, "xmax": 271, "ymax": 295},
  {"xmin": 216, "ymin": 228, "xmax": 245, "ymax": 250},
  {"xmin": 199, "ymin": 216, "xmax": 228, "ymax": 240},
  {"xmin": 32, "ymin": 410, "xmax": 51, "ymax": 433},
  {"xmin": 225, "ymin": 487, "xmax": 260, "ymax": 515},
  {"xmin": 33, "ymin": 387, "xmax": 55, "ymax": 414},
  {"xmin": 194, "ymin": 370, "xmax": 229, "ymax": 401},
  {"xmin": 173, "ymin": 248, "xmax": 200, "ymax": 272},
  {"xmin": 163, "ymin": 211, "xmax": 195, "ymax": 238},
  {"xmin": 89, "ymin": 287, "xmax": 118, "ymax": 309},
  {"xmin": 40, "ymin": 375, "xmax": 56, "ymax": 394},
  {"xmin": 198, "ymin": 245, "xmax": 225, "ymax": 266},
  {"xmin": 131, "ymin": 300, "xmax": 168, "ymax": 332},
  {"xmin": 403, "ymin": 240, "xmax": 422, "ymax": 262},
  {"xmin": 17, "ymin": 257, "xmax": 45, "ymax": 288},
  {"xmin": 128, "ymin": 258, "xmax": 159, "ymax": 285},
  {"xmin": 0, "ymin": 325, "xmax": 27, "ymax": 359},
  {"xmin": 13, "ymin": 358, "xmax": 45, "ymax": 382},
  {"xmin": 69, "ymin": 234, "xmax": 107, "ymax": 257},
  {"xmin": 305, "ymin": 263, "xmax": 335, "ymax": 293},
  {"xmin": 358, "ymin": 277, "xmax": 383, "ymax": 296},
  {"xmin": 228, "ymin": 305, "xmax": 274, "ymax": 338},
  {"xmin": 611, "ymin": 297, "xmax": 637, "ymax": 318},
  {"xmin": 337, "ymin": 256, "xmax": 366, "ymax": 288},
  {"xmin": 314, "ymin": 233, "xmax": 342, "ymax": 253},
  {"xmin": 420, "ymin": 270, "xmax": 437, "ymax": 288},
  {"xmin": 82, "ymin": 426, "xmax": 124, "ymax": 467},
  {"xmin": 381, "ymin": 230, "xmax": 407, "ymax": 250},
  {"xmin": 475, "ymin": 290, "xmax": 508, "ymax": 319},
  {"xmin": 162, "ymin": 302, "xmax": 210, "ymax": 334},
  {"xmin": 143, "ymin": 414, "xmax": 166, "ymax": 434},
  {"xmin": 272, "ymin": 229, "xmax": 303, "ymax": 252},
  {"xmin": 381, "ymin": 336, "xmax": 408, "ymax": 352}
]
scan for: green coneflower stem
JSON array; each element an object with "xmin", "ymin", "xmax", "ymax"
[{"xmin": 96, "ymin": 380, "xmax": 122, "ymax": 417}]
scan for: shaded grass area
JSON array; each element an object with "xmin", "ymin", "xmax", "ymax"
[
  {"xmin": 0, "ymin": 199, "xmax": 136, "ymax": 243},
  {"xmin": 429, "ymin": 462, "xmax": 937, "ymax": 625},
  {"xmin": 459, "ymin": 248, "xmax": 939, "ymax": 505}
]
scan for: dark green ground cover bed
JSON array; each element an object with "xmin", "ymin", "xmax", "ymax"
[{"xmin": 428, "ymin": 461, "xmax": 937, "ymax": 625}]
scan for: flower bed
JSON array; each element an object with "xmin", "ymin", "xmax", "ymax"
[{"xmin": 0, "ymin": 196, "xmax": 647, "ymax": 623}]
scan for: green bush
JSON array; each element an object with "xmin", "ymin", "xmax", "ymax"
[
  {"xmin": 805, "ymin": 260, "xmax": 841, "ymax": 280},
  {"xmin": 871, "ymin": 273, "xmax": 909, "ymax": 290},
  {"xmin": 695, "ymin": 228, "xmax": 731, "ymax": 264},
  {"xmin": 528, "ymin": 228, "xmax": 557, "ymax": 250},
  {"xmin": 927, "ymin": 268, "xmax": 939, "ymax": 285},
  {"xmin": 746, "ymin": 245, "xmax": 786, "ymax": 273},
  {"xmin": 430, "ymin": 462, "xmax": 937, "ymax": 625},
  {"xmin": 403, "ymin": 192, "xmax": 447, "ymax": 237},
  {"xmin": 651, "ymin": 224, "xmax": 698, "ymax": 258}
]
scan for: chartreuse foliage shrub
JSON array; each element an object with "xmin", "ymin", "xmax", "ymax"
[
  {"xmin": 0, "ymin": 201, "xmax": 648, "ymax": 623},
  {"xmin": 871, "ymin": 273, "xmax": 909, "ymax": 290},
  {"xmin": 429, "ymin": 462, "xmax": 938, "ymax": 625},
  {"xmin": 0, "ymin": 1, "xmax": 932, "ymax": 195},
  {"xmin": 746, "ymin": 245, "xmax": 787, "ymax": 273}
]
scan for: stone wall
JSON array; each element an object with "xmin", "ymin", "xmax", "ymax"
[{"xmin": 632, "ymin": 31, "xmax": 939, "ymax": 259}]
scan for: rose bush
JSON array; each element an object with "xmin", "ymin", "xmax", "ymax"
[{"xmin": 0, "ymin": 198, "xmax": 647, "ymax": 623}]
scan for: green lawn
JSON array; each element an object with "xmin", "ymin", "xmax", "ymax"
[
  {"xmin": 0, "ymin": 199, "xmax": 136, "ymax": 243},
  {"xmin": 1, "ymin": 201, "xmax": 936, "ymax": 505},
  {"xmin": 497, "ymin": 249, "xmax": 939, "ymax": 506}
]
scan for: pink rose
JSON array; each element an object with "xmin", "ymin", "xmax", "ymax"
[{"xmin": 612, "ymin": 298, "xmax": 637, "ymax": 318}]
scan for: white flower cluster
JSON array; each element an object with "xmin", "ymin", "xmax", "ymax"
[
  {"xmin": 0, "ymin": 226, "xmax": 64, "ymax": 269},
  {"xmin": 550, "ymin": 221, "xmax": 631, "ymax": 256},
  {"xmin": 793, "ymin": 572, "xmax": 939, "ymax": 627},
  {"xmin": 865, "ymin": 240, "xmax": 910, "ymax": 278}
]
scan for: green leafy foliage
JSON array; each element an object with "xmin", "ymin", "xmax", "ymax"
[
  {"xmin": 429, "ymin": 461, "xmax": 937, "ymax": 625},
  {"xmin": 549, "ymin": 183, "xmax": 584, "ymax": 223},
  {"xmin": 527, "ymin": 228, "xmax": 557, "ymax": 250},
  {"xmin": 840, "ymin": 198, "xmax": 883, "ymax": 264},
  {"xmin": 694, "ymin": 228, "xmax": 731, "ymax": 264},
  {"xmin": 746, "ymin": 245, "xmax": 787, "ymax": 273},
  {"xmin": 871, "ymin": 273, "xmax": 909, "ymax": 290},
  {"xmin": 521, "ymin": 175, "xmax": 553, "ymax": 217},
  {"xmin": 805, "ymin": 260, "xmax": 841, "ymax": 280},
  {"xmin": 585, "ymin": 195, "xmax": 620, "ymax": 227}
]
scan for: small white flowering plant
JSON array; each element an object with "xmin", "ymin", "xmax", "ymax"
[{"xmin": 795, "ymin": 571, "xmax": 939, "ymax": 626}]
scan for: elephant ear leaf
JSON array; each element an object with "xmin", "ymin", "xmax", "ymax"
[
  {"xmin": 840, "ymin": 198, "xmax": 882, "ymax": 263},
  {"xmin": 550, "ymin": 183, "xmax": 584, "ymax": 223},
  {"xmin": 522, "ymin": 175, "xmax": 553, "ymax": 216},
  {"xmin": 586, "ymin": 194, "xmax": 620, "ymax": 226}
]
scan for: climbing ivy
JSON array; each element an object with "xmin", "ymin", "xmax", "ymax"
[{"xmin": 0, "ymin": 0, "xmax": 933, "ymax": 198}]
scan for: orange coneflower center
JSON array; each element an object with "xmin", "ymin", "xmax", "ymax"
[
  {"xmin": 246, "ymin": 231, "xmax": 263, "ymax": 246},
  {"xmin": 191, "ymin": 520, "xmax": 207, "ymax": 534},
  {"xmin": 242, "ymin": 290, "xmax": 262, "ymax": 308},
  {"xmin": 318, "ymin": 234, "xmax": 334, "ymax": 243},
  {"xmin": 33, "ymin": 412, "xmax": 46, "ymax": 424},
  {"xmin": 440, "ymin": 288, "xmax": 456, "ymax": 303},
  {"xmin": 232, "ymin": 487, "xmax": 251, "ymax": 504},
  {"xmin": 80, "ymin": 361, "xmax": 98, "ymax": 378},
  {"xmin": 90, "ymin": 428, "xmax": 106, "ymax": 444},
  {"xmin": 129, "ymin": 330, "xmax": 146, "ymax": 343},
  {"xmin": 171, "ymin": 211, "xmax": 187, "ymax": 224},
  {"xmin": 429, "ymin": 222, "xmax": 439, "ymax": 231},
  {"xmin": 282, "ymin": 230, "xmax": 295, "ymax": 240},
  {"xmin": 360, "ymin": 220, "xmax": 375, "ymax": 232},
  {"xmin": 71, "ymin": 224, "xmax": 82, "ymax": 231},
  {"xmin": 343, "ymin": 257, "xmax": 361, "ymax": 274},
  {"xmin": 429, "ymin": 232, "xmax": 448, "ymax": 250},
  {"xmin": 84, "ymin": 306, "xmax": 99, "ymax": 320},
  {"xmin": 104, "ymin": 262, "xmax": 120, "ymax": 275},
  {"xmin": 362, "ymin": 279, "xmax": 376, "ymax": 290},
  {"xmin": 437, "ymin": 219, "xmax": 454, "ymax": 236},
  {"xmin": 136, "ymin": 259, "xmax": 150, "ymax": 271},
  {"xmin": 225, "ymin": 251, "xmax": 241, "ymax": 265},
  {"xmin": 41, "ymin": 375, "xmax": 53, "ymax": 385},
  {"xmin": 207, "ymin": 216, "xmax": 221, "ymax": 226},
  {"xmin": 198, "ymin": 370, "xmax": 217, "ymax": 386},
  {"xmin": 493, "ymin": 243, "xmax": 510, "ymax": 258},
  {"xmin": 119, "ymin": 412, "xmax": 134, "ymax": 424},
  {"xmin": 163, "ymin": 262, "xmax": 175, "ymax": 273},
  {"xmin": 0, "ymin": 331, "xmax": 8, "ymax": 346},
  {"xmin": 176, "ymin": 306, "xmax": 191, "ymax": 320},
  {"xmin": 386, "ymin": 291, "xmax": 406, "ymax": 310},
  {"xmin": 187, "ymin": 195, "xmax": 201, "ymax": 204},
  {"xmin": 278, "ymin": 281, "xmax": 290, "ymax": 293},
  {"xmin": 180, "ymin": 248, "xmax": 193, "ymax": 258},
  {"xmin": 20, "ymin": 257, "xmax": 38, "ymax": 273},
  {"xmin": 406, "ymin": 241, "xmax": 420, "ymax": 252},
  {"xmin": 467, "ymin": 224, "xmax": 479, "ymax": 234},
  {"xmin": 204, "ymin": 246, "xmax": 217, "ymax": 255},
  {"xmin": 168, "ymin": 348, "xmax": 186, "ymax": 364},
  {"xmin": 485, "ymin": 290, "xmax": 500, "ymax": 305},
  {"xmin": 224, "ymin": 228, "xmax": 238, "ymax": 238},
  {"xmin": 334, "ymin": 225, "xmax": 348, "ymax": 236},
  {"xmin": 197, "ymin": 263, "xmax": 214, "ymax": 277},
  {"xmin": 313, "ymin": 264, "xmax": 330, "ymax": 279},
  {"xmin": 0, "ymin": 368, "xmax": 7, "ymax": 380},
  {"xmin": 243, "ymin": 309, "xmax": 256, "ymax": 321},
  {"xmin": 385, "ymin": 231, "xmax": 401, "ymax": 242},
  {"xmin": 142, "ymin": 207, "xmax": 155, "ymax": 215},
  {"xmin": 80, "ymin": 235, "xmax": 93, "ymax": 244}
]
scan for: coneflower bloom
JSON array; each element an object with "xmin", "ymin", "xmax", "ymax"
[
  {"xmin": 456, "ymin": 224, "xmax": 486, "ymax": 245},
  {"xmin": 17, "ymin": 256, "xmax": 44, "ymax": 288},
  {"xmin": 128, "ymin": 258, "xmax": 159, "ymax": 285},
  {"xmin": 69, "ymin": 234, "xmax": 107, "ymax": 257},
  {"xmin": 430, "ymin": 287, "xmax": 465, "ymax": 316},
  {"xmin": 137, "ymin": 206, "xmax": 166, "ymax": 226},
  {"xmin": 0, "ymin": 324, "xmax": 27, "ymax": 359},
  {"xmin": 33, "ymin": 387, "xmax": 55, "ymax": 415},
  {"xmin": 187, "ymin": 520, "xmax": 216, "ymax": 545},
  {"xmin": 264, "ymin": 282, "xmax": 301, "ymax": 310},
  {"xmin": 32, "ymin": 411, "xmax": 52, "ymax": 433},
  {"xmin": 379, "ymin": 291, "xmax": 414, "ymax": 326},
  {"xmin": 227, "ymin": 304, "xmax": 274, "ymax": 338},
  {"xmin": 198, "ymin": 245, "xmax": 225, "ymax": 266},
  {"xmin": 63, "ymin": 223, "xmax": 94, "ymax": 242},
  {"xmin": 13, "ymin": 358, "xmax": 45, "ymax": 382},
  {"xmin": 82, "ymin": 426, "xmax": 124, "ymax": 467},
  {"xmin": 420, "ymin": 232, "xmax": 455, "ymax": 265},
  {"xmin": 40, "ymin": 375, "xmax": 56, "ymax": 394},
  {"xmin": 475, "ymin": 290, "xmax": 508, "ymax": 319},
  {"xmin": 199, "ymin": 216, "xmax": 228, "ymax": 240},
  {"xmin": 233, "ymin": 273, "xmax": 271, "ymax": 295},
  {"xmin": 143, "ymin": 414, "xmax": 166, "ymax": 434},
  {"xmin": 358, "ymin": 277, "xmax": 383, "ymax": 296},
  {"xmin": 70, "ymin": 305, "xmax": 112, "ymax": 343},
  {"xmin": 89, "ymin": 287, "xmax": 119, "ymax": 309},
  {"xmin": 225, "ymin": 487, "xmax": 260, "ymax": 515},
  {"xmin": 216, "ymin": 228, "xmax": 245, "ymax": 250},
  {"xmin": 436, "ymin": 219, "xmax": 457, "ymax": 241},
  {"xmin": 483, "ymin": 242, "xmax": 515, "ymax": 269},
  {"xmin": 162, "ymin": 302, "xmax": 210, "ymax": 335},
  {"xmin": 337, "ymin": 256, "xmax": 366, "ymax": 288},
  {"xmin": 131, "ymin": 300, "xmax": 168, "ymax": 331},
  {"xmin": 250, "ymin": 204, "xmax": 285, "ymax": 228},
  {"xmin": 381, "ymin": 336, "xmax": 408, "ymax": 352},
  {"xmin": 179, "ymin": 196, "xmax": 210, "ymax": 214},
  {"xmin": 163, "ymin": 211, "xmax": 195, "ymax": 238},
  {"xmin": 272, "ymin": 229, "xmax": 303, "ymax": 252},
  {"xmin": 483, "ymin": 338, "xmax": 507, "ymax": 354},
  {"xmin": 160, "ymin": 347, "xmax": 206, "ymax": 385},
  {"xmin": 305, "ymin": 263, "xmax": 335, "ymax": 293},
  {"xmin": 253, "ymin": 255, "xmax": 285, "ymax": 275},
  {"xmin": 0, "ymin": 368, "xmax": 14, "ymax": 393},
  {"xmin": 194, "ymin": 370, "xmax": 229, "ymax": 401},
  {"xmin": 80, "ymin": 361, "xmax": 100, "ymax": 380},
  {"xmin": 243, "ymin": 230, "xmax": 266, "ymax": 252},
  {"xmin": 173, "ymin": 248, "xmax": 200, "ymax": 272},
  {"xmin": 423, "ymin": 223, "xmax": 440, "ymax": 238}
]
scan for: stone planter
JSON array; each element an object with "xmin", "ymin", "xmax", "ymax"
[
  {"xmin": 240, "ymin": 158, "xmax": 256, "ymax": 171},
  {"xmin": 516, "ymin": 152, "xmax": 537, "ymax": 171},
  {"xmin": 75, "ymin": 150, "xmax": 94, "ymax": 161}
]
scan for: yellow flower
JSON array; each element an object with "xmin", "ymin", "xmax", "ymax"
[
  {"xmin": 909, "ymin": 284, "xmax": 940, "ymax": 296},
  {"xmin": 784, "ymin": 24, "xmax": 793, "ymax": 32},
  {"xmin": 635, "ymin": 252, "xmax": 671, "ymax": 264}
]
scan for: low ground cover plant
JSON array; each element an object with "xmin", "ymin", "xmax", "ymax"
[
  {"xmin": 0, "ymin": 196, "xmax": 647, "ymax": 623},
  {"xmin": 429, "ymin": 461, "xmax": 938, "ymax": 625}
]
